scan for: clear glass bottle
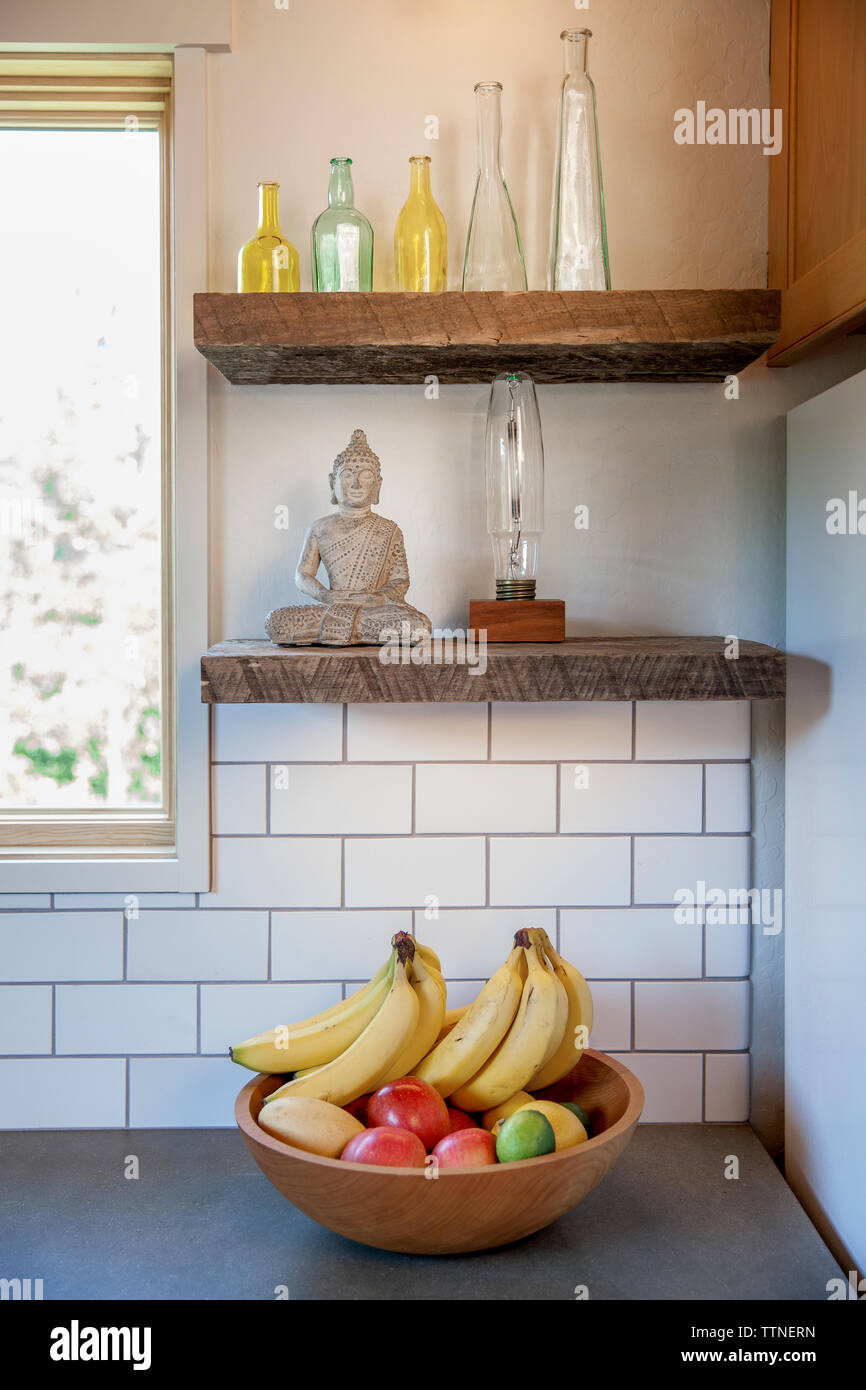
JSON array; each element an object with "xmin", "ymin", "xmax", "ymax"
[
  {"xmin": 548, "ymin": 28, "xmax": 610, "ymax": 291},
  {"xmin": 237, "ymin": 181, "xmax": 300, "ymax": 292},
  {"xmin": 394, "ymin": 156, "xmax": 447, "ymax": 291},
  {"xmin": 463, "ymin": 82, "xmax": 527, "ymax": 292},
  {"xmin": 484, "ymin": 372, "xmax": 544, "ymax": 599},
  {"xmin": 311, "ymin": 157, "xmax": 374, "ymax": 292}
]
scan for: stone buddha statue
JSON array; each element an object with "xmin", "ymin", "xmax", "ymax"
[{"xmin": 265, "ymin": 429, "xmax": 432, "ymax": 647}]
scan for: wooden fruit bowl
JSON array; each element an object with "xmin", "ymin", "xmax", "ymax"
[{"xmin": 234, "ymin": 1048, "xmax": 644, "ymax": 1255}]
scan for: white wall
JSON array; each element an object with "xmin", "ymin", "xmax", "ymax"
[{"xmin": 785, "ymin": 369, "xmax": 866, "ymax": 1275}]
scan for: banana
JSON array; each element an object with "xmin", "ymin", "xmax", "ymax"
[
  {"xmin": 230, "ymin": 951, "xmax": 395, "ymax": 1073},
  {"xmin": 527, "ymin": 928, "xmax": 594, "ymax": 1090},
  {"xmin": 413, "ymin": 940, "xmax": 442, "ymax": 975},
  {"xmin": 412, "ymin": 943, "xmax": 526, "ymax": 1098},
  {"xmin": 265, "ymin": 936, "xmax": 420, "ymax": 1107},
  {"xmin": 375, "ymin": 946, "xmax": 447, "ymax": 1085},
  {"xmin": 434, "ymin": 1003, "xmax": 469, "ymax": 1046},
  {"xmin": 526, "ymin": 928, "xmax": 569, "ymax": 1075},
  {"xmin": 449, "ymin": 935, "xmax": 565, "ymax": 1112}
]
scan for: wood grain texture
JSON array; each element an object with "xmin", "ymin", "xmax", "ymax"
[
  {"xmin": 201, "ymin": 636, "xmax": 786, "ymax": 704},
  {"xmin": 469, "ymin": 599, "xmax": 566, "ymax": 642},
  {"xmin": 193, "ymin": 290, "xmax": 780, "ymax": 384},
  {"xmin": 768, "ymin": 0, "xmax": 866, "ymax": 364},
  {"xmin": 234, "ymin": 1049, "xmax": 644, "ymax": 1255}
]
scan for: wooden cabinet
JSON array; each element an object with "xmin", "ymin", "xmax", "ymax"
[{"xmin": 769, "ymin": 0, "xmax": 866, "ymax": 364}]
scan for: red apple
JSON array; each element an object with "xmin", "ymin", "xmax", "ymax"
[
  {"xmin": 340, "ymin": 1126, "xmax": 426, "ymax": 1168},
  {"xmin": 343, "ymin": 1093, "xmax": 371, "ymax": 1123},
  {"xmin": 432, "ymin": 1128, "xmax": 498, "ymax": 1169},
  {"xmin": 367, "ymin": 1076, "xmax": 450, "ymax": 1151},
  {"xmin": 446, "ymin": 1106, "xmax": 479, "ymax": 1133}
]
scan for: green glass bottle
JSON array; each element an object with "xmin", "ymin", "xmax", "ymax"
[
  {"xmin": 311, "ymin": 157, "xmax": 373, "ymax": 292},
  {"xmin": 237, "ymin": 181, "xmax": 299, "ymax": 292}
]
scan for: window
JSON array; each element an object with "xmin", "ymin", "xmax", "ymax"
[{"xmin": 0, "ymin": 55, "xmax": 204, "ymax": 878}]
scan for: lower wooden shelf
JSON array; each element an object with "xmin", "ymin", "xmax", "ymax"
[{"xmin": 201, "ymin": 636, "xmax": 785, "ymax": 704}]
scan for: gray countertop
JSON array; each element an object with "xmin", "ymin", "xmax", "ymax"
[{"xmin": 0, "ymin": 1125, "xmax": 842, "ymax": 1301}]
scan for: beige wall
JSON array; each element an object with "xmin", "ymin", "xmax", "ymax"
[{"xmin": 203, "ymin": 0, "xmax": 866, "ymax": 649}]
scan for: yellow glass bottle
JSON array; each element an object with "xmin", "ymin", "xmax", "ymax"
[
  {"xmin": 237, "ymin": 181, "xmax": 300, "ymax": 292},
  {"xmin": 394, "ymin": 156, "xmax": 447, "ymax": 291}
]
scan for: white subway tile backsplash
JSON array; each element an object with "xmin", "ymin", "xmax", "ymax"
[
  {"xmin": 213, "ymin": 703, "xmax": 342, "ymax": 763},
  {"xmin": 212, "ymin": 764, "xmax": 267, "ymax": 835},
  {"xmin": 412, "ymin": 908, "xmax": 556, "ymax": 977},
  {"xmin": 204, "ymin": 837, "xmax": 341, "ymax": 908},
  {"xmin": 0, "ymin": 697, "xmax": 763, "ymax": 1130},
  {"xmin": 705, "ymin": 1053, "xmax": 750, "ymax": 1122},
  {"xmin": 201, "ymin": 982, "xmax": 341, "ymax": 1054},
  {"xmin": 0, "ymin": 913, "xmax": 122, "ymax": 982},
  {"xmin": 347, "ymin": 703, "xmax": 487, "ymax": 761},
  {"xmin": 440, "ymin": 979, "xmax": 486, "ymax": 1007},
  {"xmin": 491, "ymin": 702, "xmax": 632, "ymax": 761},
  {"xmin": 705, "ymin": 763, "xmax": 751, "ymax": 832},
  {"xmin": 635, "ymin": 982, "xmax": 750, "ymax": 1050},
  {"xmin": 415, "ymin": 764, "xmax": 556, "ymax": 834},
  {"xmin": 610, "ymin": 1052, "xmax": 703, "ymax": 1122},
  {"xmin": 127, "ymin": 911, "xmax": 269, "ymax": 981},
  {"xmin": 129, "ymin": 1057, "xmax": 241, "ymax": 1127},
  {"xmin": 705, "ymin": 920, "xmax": 751, "ymax": 978},
  {"xmin": 561, "ymin": 908, "xmax": 702, "ymax": 979},
  {"xmin": 586, "ymin": 981, "xmax": 631, "ymax": 1051},
  {"xmin": 560, "ymin": 763, "xmax": 702, "ymax": 833},
  {"xmin": 55, "ymin": 985, "xmax": 196, "ymax": 1054},
  {"xmin": 490, "ymin": 837, "xmax": 631, "ymax": 906},
  {"xmin": 635, "ymin": 701, "xmax": 750, "ymax": 760},
  {"xmin": 0, "ymin": 986, "xmax": 52, "ymax": 1054},
  {"xmin": 0, "ymin": 1059, "xmax": 126, "ymax": 1128},
  {"xmin": 53, "ymin": 894, "xmax": 197, "ymax": 909},
  {"xmin": 272, "ymin": 910, "xmax": 411, "ymax": 980},
  {"xmin": 345, "ymin": 837, "xmax": 485, "ymax": 907},
  {"xmin": 634, "ymin": 835, "xmax": 750, "ymax": 905},
  {"xmin": 270, "ymin": 764, "xmax": 412, "ymax": 835}
]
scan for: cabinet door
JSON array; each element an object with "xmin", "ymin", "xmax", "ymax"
[{"xmin": 769, "ymin": 0, "xmax": 866, "ymax": 364}]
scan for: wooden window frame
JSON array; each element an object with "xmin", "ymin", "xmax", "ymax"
[{"xmin": 0, "ymin": 52, "xmax": 209, "ymax": 891}]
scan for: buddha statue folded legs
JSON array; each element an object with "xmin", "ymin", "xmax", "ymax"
[{"xmin": 264, "ymin": 429, "xmax": 432, "ymax": 648}]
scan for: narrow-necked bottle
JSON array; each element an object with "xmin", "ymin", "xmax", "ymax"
[
  {"xmin": 548, "ymin": 29, "xmax": 610, "ymax": 290},
  {"xmin": 463, "ymin": 82, "xmax": 526, "ymax": 291},
  {"xmin": 394, "ymin": 155, "xmax": 447, "ymax": 291},
  {"xmin": 237, "ymin": 181, "xmax": 300, "ymax": 292},
  {"xmin": 311, "ymin": 157, "xmax": 374, "ymax": 292}
]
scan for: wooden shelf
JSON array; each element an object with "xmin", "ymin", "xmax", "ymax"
[
  {"xmin": 193, "ymin": 290, "xmax": 780, "ymax": 385},
  {"xmin": 201, "ymin": 637, "xmax": 785, "ymax": 704}
]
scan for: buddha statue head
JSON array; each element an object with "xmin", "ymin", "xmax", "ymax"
[{"xmin": 329, "ymin": 428, "xmax": 383, "ymax": 510}]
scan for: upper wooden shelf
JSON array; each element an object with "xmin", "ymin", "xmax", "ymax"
[
  {"xmin": 201, "ymin": 637, "xmax": 785, "ymax": 704},
  {"xmin": 193, "ymin": 290, "xmax": 780, "ymax": 385}
]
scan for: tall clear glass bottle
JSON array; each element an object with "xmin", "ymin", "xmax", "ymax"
[
  {"xmin": 394, "ymin": 156, "xmax": 447, "ymax": 291},
  {"xmin": 311, "ymin": 157, "xmax": 374, "ymax": 292},
  {"xmin": 463, "ymin": 82, "xmax": 527, "ymax": 292},
  {"xmin": 237, "ymin": 181, "xmax": 300, "ymax": 292},
  {"xmin": 485, "ymin": 372, "xmax": 544, "ymax": 599},
  {"xmin": 548, "ymin": 29, "xmax": 610, "ymax": 291}
]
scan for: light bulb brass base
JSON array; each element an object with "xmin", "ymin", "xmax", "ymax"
[{"xmin": 495, "ymin": 579, "xmax": 536, "ymax": 600}]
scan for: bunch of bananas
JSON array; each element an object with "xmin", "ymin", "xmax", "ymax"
[
  {"xmin": 231, "ymin": 932, "xmax": 446, "ymax": 1109},
  {"xmin": 414, "ymin": 927, "xmax": 593, "ymax": 1111},
  {"xmin": 230, "ymin": 926, "xmax": 592, "ymax": 1115}
]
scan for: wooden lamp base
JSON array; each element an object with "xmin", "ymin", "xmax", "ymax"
[{"xmin": 469, "ymin": 599, "xmax": 566, "ymax": 642}]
